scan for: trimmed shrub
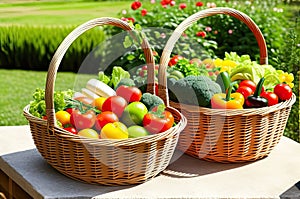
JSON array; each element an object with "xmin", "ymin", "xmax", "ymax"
[{"xmin": 0, "ymin": 25, "xmax": 105, "ymax": 71}]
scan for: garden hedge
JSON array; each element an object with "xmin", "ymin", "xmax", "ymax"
[{"xmin": 0, "ymin": 25, "xmax": 105, "ymax": 72}]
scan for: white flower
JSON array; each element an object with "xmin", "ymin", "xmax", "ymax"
[{"xmin": 245, "ymin": 1, "xmax": 251, "ymax": 5}]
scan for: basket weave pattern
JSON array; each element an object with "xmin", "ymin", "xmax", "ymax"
[
  {"xmin": 24, "ymin": 106, "xmax": 185, "ymax": 184},
  {"xmin": 170, "ymin": 97, "xmax": 295, "ymax": 162},
  {"xmin": 158, "ymin": 8, "xmax": 296, "ymax": 163},
  {"xmin": 23, "ymin": 17, "xmax": 187, "ymax": 185}
]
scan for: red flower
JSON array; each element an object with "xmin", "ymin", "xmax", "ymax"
[
  {"xmin": 179, "ymin": 3, "xmax": 187, "ymax": 9},
  {"xmin": 161, "ymin": 0, "xmax": 172, "ymax": 6},
  {"xmin": 131, "ymin": 1, "xmax": 142, "ymax": 10},
  {"xmin": 196, "ymin": 1, "xmax": 203, "ymax": 6},
  {"xmin": 196, "ymin": 31, "xmax": 206, "ymax": 38},
  {"xmin": 141, "ymin": 9, "xmax": 147, "ymax": 16},
  {"xmin": 121, "ymin": 17, "xmax": 135, "ymax": 24},
  {"xmin": 127, "ymin": 17, "xmax": 135, "ymax": 23}
]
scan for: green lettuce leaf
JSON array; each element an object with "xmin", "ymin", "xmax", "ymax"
[
  {"xmin": 98, "ymin": 71, "xmax": 111, "ymax": 85},
  {"xmin": 110, "ymin": 66, "xmax": 130, "ymax": 89},
  {"xmin": 29, "ymin": 88, "xmax": 74, "ymax": 118}
]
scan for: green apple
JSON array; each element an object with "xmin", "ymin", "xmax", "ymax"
[
  {"xmin": 121, "ymin": 102, "xmax": 148, "ymax": 126},
  {"xmin": 128, "ymin": 125, "xmax": 150, "ymax": 138}
]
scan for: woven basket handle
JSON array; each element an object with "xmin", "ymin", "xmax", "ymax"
[
  {"xmin": 158, "ymin": 7, "xmax": 268, "ymax": 106},
  {"xmin": 45, "ymin": 17, "xmax": 155, "ymax": 129}
]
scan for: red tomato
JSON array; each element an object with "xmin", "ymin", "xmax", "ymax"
[
  {"xmin": 236, "ymin": 86, "xmax": 254, "ymax": 99},
  {"xmin": 260, "ymin": 91, "xmax": 279, "ymax": 106},
  {"xmin": 239, "ymin": 80, "xmax": 256, "ymax": 92},
  {"xmin": 274, "ymin": 83, "xmax": 293, "ymax": 101},
  {"xmin": 65, "ymin": 108, "xmax": 76, "ymax": 115},
  {"xmin": 94, "ymin": 111, "xmax": 119, "ymax": 130},
  {"xmin": 116, "ymin": 86, "xmax": 142, "ymax": 103},
  {"xmin": 143, "ymin": 108, "xmax": 174, "ymax": 134},
  {"xmin": 63, "ymin": 127, "xmax": 78, "ymax": 135},
  {"xmin": 154, "ymin": 82, "xmax": 158, "ymax": 95},
  {"xmin": 102, "ymin": 96, "xmax": 127, "ymax": 118},
  {"xmin": 70, "ymin": 110, "xmax": 96, "ymax": 130},
  {"xmin": 168, "ymin": 55, "xmax": 183, "ymax": 66}
]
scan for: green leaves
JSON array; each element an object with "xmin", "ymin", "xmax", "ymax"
[
  {"xmin": 123, "ymin": 36, "xmax": 133, "ymax": 48},
  {"xmin": 29, "ymin": 88, "xmax": 74, "ymax": 118},
  {"xmin": 170, "ymin": 58, "xmax": 207, "ymax": 77}
]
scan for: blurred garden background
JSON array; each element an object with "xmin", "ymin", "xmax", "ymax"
[{"xmin": 0, "ymin": 0, "xmax": 299, "ymax": 141}]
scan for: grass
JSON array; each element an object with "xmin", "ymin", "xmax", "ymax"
[
  {"xmin": 0, "ymin": 69, "xmax": 95, "ymax": 126},
  {"xmin": 0, "ymin": 0, "xmax": 127, "ymax": 126},
  {"xmin": 0, "ymin": 0, "xmax": 129, "ymax": 25}
]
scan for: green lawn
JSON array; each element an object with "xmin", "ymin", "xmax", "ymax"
[
  {"xmin": 0, "ymin": 69, "xmax": 95, "ymax": 126},
  {"xmin": 0, "ymin": 0, "xmax": 127, "ymax": 126},
  {"xmin": 0, "ymin": 0, "xmax": 129, "ymax": 25}
]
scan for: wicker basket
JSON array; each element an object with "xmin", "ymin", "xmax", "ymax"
[
  {"xmin": 158, "ymin": 8, "xmax": 296, "ymax": 163},
  {"xmin": 23, "ymin": 17, "xmax": 187, "ymax": 185}
]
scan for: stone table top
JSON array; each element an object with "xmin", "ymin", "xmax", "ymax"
[{"xmin": 1, "ymin": 125, "xmax": 300, "ymax": 199}]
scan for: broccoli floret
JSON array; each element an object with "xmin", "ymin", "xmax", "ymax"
[
  {"xmin": 140, "ymin": 93, "xmax": 164, "ymax": 110},
  {"xmin": 169, "ymin": 75, "xmax": 221, "ymax": 107},
  {"xmin": 115, "ymin": 78, "xmax": 135, "ymax": 89}
]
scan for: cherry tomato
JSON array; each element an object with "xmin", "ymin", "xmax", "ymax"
[
  {"xmin": 102, "ymin": 96, "xmax": 127, "ymax": 118},
  {"xmin": 94, "ymin": 111, "xmax": 119, "ymax": 131},
  {"xmin": 260, "ymin": 91, "xmax": 279, "ymax": 106},
  {"xmin": 236, "ymin": 86, "xmax": 254, "ymax": 99},
  {"xmin": 154, "ymin": 82, "xmax": 158, "ymax": 95},
  {"xmin": 143, "ymin": 107, "xmax": 174, "ymax": 134},
  {"xmin": 63, "ymin": 127, "xmax": 78, "ymax": 135},
  {"xmin": 55, "ymin": 110, "xmax": 71, "ymax": 126},
  {"xmin": 70, "ymin": 109, "xmax": 96, "ymax": 130},
  {"xmin": 65, "ymin": 108, "xmax": 76, "ymax": 115},
  {"xmin": 116, "ymin": 86, "xmax": 142, "ymax": 103},
  {"xmin": 239, "ymin": 80, "xmax": 256, "ymax": 92},
  {"xmin": 168, "ymin": 55, "xmax": 183, "ymax": 66},
  {"xmin": 274, "ymin": 83, "xmax": 293, "ymax": 101}
]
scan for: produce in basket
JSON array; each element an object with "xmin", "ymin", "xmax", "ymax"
[
  {"xmin": 156, "ymin": 7, "xmax": 296, "ymax": 164},
  {"xmin": 166, "ymin": 52, "xmax": 294, "ymax": 109},
  {"xmin": 23, "ymin": 17, "xmax": 187, "ymax": 186},
  {"xmin": 168, "ymin": 75, "xmax": 222, "ymax": 107},
  {"xmin": 28, "ymin": 75, "xmax": 176, "ymax": 139}
]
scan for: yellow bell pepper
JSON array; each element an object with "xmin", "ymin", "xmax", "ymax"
[{"xmin": 211, "ymin": 83, "xmax": 244, "ymax": 109}]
